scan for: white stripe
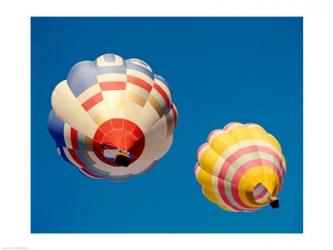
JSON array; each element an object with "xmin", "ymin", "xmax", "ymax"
[
  {"xmin": 86, "ymin": 102, "xmax": 110, "ymax": 120},
  {"xmin": 51, "ymin": 80, "xmax": 98, "ymax": 138},
  {"xmin": 154, "ymin": 78, "xmax": 172, "ymax": 102},
  {"xmin": 63, "ymin": 124, "xmax": 72, "ymax": 148},
  {"xmin": 101, "ymin": 91, "xmax": 125, "ymax": 119},
  {"xmin": 223, "ymin": 151, "xmax": 281, "ymax": 183},
  {"xmin": 135, "ymin": 102, "xmax": 160, "ymax": 133},
  {"xmin": 150, "ymin": 88, "xmax": 167, "ymax": 110},
  {"xmin": 211, "ymin": 173, "xmax": 237, "ymax": 211},
  {"xmin": 210, "ymin": 140, "xmax": 283, "ymax": 210},
  {"xmin": 86, "ymin": 151, "xmax": 133, "ymax": 176},
  {"xmin": 123, "ymin": 101, "xmax": 144, "ymax": 124},
  {"xmin": 212, "ymin": 156, "xmax": 248, "ymax": 211},
  {"xmin": 97, "ymin": 73, "xmax": 127, "ymax": 82},
  {"xmin": 128, "ymin": 59, "xmax": 152, "ymax": 71},
  {"xmin": 126, "ymin": 83, "xmax": 150, "ymax": 99},
  {"xmin": 96, "ymin": 55, "xmax": 125, "ymax": 67},
  {"xmin": 76, "ymin": 84, "xmax": 100, "ymax": 104}
]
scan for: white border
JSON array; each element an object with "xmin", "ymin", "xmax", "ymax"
[{"xmin": 1, "ymin": 0, "xmax": 333, "ymax": 249}]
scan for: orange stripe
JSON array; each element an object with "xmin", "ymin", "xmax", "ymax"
[
  {"xmin": 127, "ymin": 75, "xmax": 152, "ymax": 92},
  {"xmin": 82, "ymin": 92, "xmax": 103, "ymax": 111},
  {"xmin": 100, "ymin": 81, "xmax": 126, "ymax": 90}
]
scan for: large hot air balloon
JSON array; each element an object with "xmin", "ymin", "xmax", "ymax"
[
  {"xmin": 195, "ymin": 122, "xmax": 286, "ymax": 212},
  {"xmin": 48, "ymin": 53, "xmax": 178, "ymax": 180}
]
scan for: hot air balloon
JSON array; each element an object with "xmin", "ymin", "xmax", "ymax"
[
  {"xmin": 48, "ymin": 53, "xmax": 178, "ymax": 180},
  {"xmin": 195, "ymin": 122, "xmax": 286, "ymax": 212}
]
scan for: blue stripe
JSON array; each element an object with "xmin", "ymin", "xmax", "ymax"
[
  {"xmin": 163, "ymin": 106, "xmax": 171, "ymax": 114},
  {"xmin": 96, "ymin": 65, "xmax": 126, "ymax": 74},
  {"xmin": 67, "ymin": 61, "xmax": 98, "ymax": 97},
  {"xmin": 126, "ymin": 59, "xmax": 154, "ymax": 79},
  {"xmin": 77, "ymin": 134, "xmax": 87, "ymax": 150},
  {"xmin": 129, "ymin": 58, "xmax": 149, "ymax": 67},
  {"xmin": 75, "ymin": 150, "xmax": 92, "ymax": 168},
  {"xmin": 48, "ymin": 110, "xmax": 66, "ymax": 147},
  {"xmin": 58, "ymin": 147, "xmax": 71, "ymax": 163},
  {"xmin": 154, "ymin": 74, "xmax": 169, "ymax": 87}
]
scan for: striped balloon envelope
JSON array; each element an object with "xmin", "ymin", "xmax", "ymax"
[
  {"xmin": 195, "ymin": 122, "xmax": 286, "ymax": 212},
  {"xmin": 48, "ymin": 53, "xmax": 178, "ymax": 180}
]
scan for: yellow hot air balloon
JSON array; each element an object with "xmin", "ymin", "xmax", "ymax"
[{"xmin": 195, "ymin": 122, "xmax": 286, "ymax": 212}]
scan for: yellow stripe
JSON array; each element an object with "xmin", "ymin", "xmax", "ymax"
[
  {"xmin": 197, "ymin": 168, "xmax": 236, "ymax": 211},
  {"xmin": 209, "ymin": 124, "xmax": 284, "ymax": 161},
  {"xmin": 202, "ymin": 188, "xmax": 235, "ymax": 211},
  {"xmin": 198, "ymin": 145, "xmax": 220, "ymax": 174},
  {"xmin": 93, "ymin": 113, "xmax": 110, "ymax": 126},
  {"xmin": 267, "ymin": 134, "xmax": 282, "ymax": 153},
  {"xmin": 248, "ymin": 125, "xmax": 282, "ymax": 154},
  {"xmin": 148, "ymin": 95, "xmax": 164, "ymax": 117},
  {"xmin": 126, "ymin": 91, "xmax": 147, "ymax": 107},
  {"xmin": 195, "ymin": 166, "xmax": 214, "ymax": 192},
  {"xmin": 201, "ymin": 188, "xmax": 218, "ymax": 204},
  {"xmin": 228, "ymin": 124, "xmax": 254, "ymax": 142},
  {"xmin": 209, "ymin": 132, "xmax": 237, "ymax": 156},
  {"xmin": 237, "ymin": 166, "xmax": 280, "ymax": 208}
]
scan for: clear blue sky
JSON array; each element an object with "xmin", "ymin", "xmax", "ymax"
[{"xmin": 31, "ymin": 17, "xmax": 303, "ymax": 233}]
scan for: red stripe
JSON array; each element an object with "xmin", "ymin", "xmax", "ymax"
[
  {"xmin": 100, "ymin": 81, "xmax": 126, "ymax": 90},
  {"xmin": 171, "ymin": 105, "xmax": 178, "ymax": 127},
  {"xmin": 70, "ymin": 128, "xmax": 78, "ymax": 149},
  {"xmin": 80, "ymin": 168, "xmax": 102, "ymax": 179},
  {"xmin": 154, "ymin": 82, "xmax": 171, "ymax": 107},
  {"xmin": 127, "ymin": 75, "xmax": 152, "ymax": 92},
  {"xmin": 82, "ymin": 92, "xmax": 103, "ymax": 111},
  {"xmin": 68, "ymin": 149, "xmax": 86, "ymax": 168},
  {"xmin": 218, "ymin": 145, "xmax": 285, "ymax": 180},
  {"xmin": 68, "ymin": 149, "xmax": 101, "ymax": 179},
  {"xmin": 217, "ymin": 179, "xmax": 253, "ymax": 211},
  {"xmin": 231, "ymin": 159, "xmax": 281, "ymax": 209},
  {"xmin": 217, "ymin": 160, "xmax": 281, "ymax": 211},
  {"xmin": 216, "ymin": 145, "xmax": 285, "ymax": 211}
]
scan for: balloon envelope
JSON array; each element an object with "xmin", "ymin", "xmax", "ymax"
[
  {"xmin": 48, "ymin": 53, "xmax": 178, "ymax": 180},
  {"xmin": 195, "ymin": 122, "xmax": 286, "ymax": 212}
]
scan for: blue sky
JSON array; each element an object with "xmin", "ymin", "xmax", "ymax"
[{"xmin": 31, "ymin": 17, "xmax": 303, "ymax": 233}]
